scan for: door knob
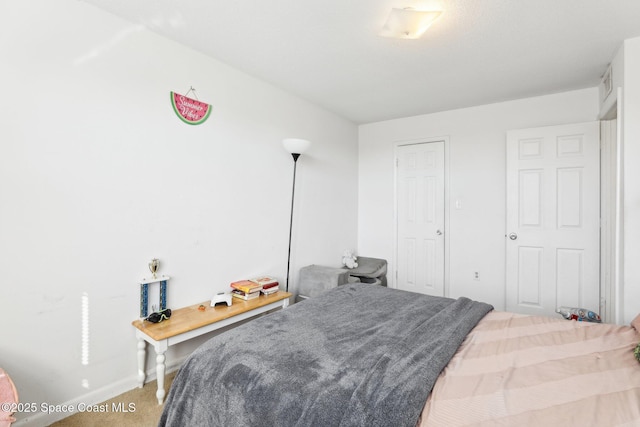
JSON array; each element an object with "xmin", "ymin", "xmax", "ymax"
[
  {"xmin": 508, "ymin": 232, "xmax": 518, "ymax": 240},
  {"xmin": 436, "ymin": 229, "xmax": 443, "ymax": 235}
]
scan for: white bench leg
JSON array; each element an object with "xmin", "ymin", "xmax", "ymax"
[
  {"xmin": 137, "ymin": 338, "xmax": 146, "ymax": 388},
  {"xmin": 156, "ymin": 352, "xmax": 166, "ymax": 404}
]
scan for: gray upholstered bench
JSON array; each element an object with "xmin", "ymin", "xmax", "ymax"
[{"xmin": 297, "ymin": 257, "xmax": 387, "ymax": 300}]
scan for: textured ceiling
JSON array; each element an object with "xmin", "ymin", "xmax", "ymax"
[{"xmin": 80, "ymin": 0, "xmax": 640, "ymax": 124}]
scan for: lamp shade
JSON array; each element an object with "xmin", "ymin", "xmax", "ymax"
[
  {"xmin": 282, "ymin": 138, "xmax": 311, "ymax": 155},
  {"xmin": 380, "ymin": 8, "xmax": 443, "ymax": 39}
]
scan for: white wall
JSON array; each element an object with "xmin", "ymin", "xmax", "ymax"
[
  {"xmin": 358, "ymin": 89, "xmax": 599, "ymax": 310},
  {"xmin": 0, "ymin": 1, "xmax": 358, "ymax": 425},
  {"xmin": 622, "ymin": 37, "xmax": 640, "ymax": 324},
  {"xmin": 596, "ymin": 35, "xmax": 640, "ymax": 325}
]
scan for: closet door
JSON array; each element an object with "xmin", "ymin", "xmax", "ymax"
[
  {"xmin": 395, "ymin": 141, "xmax": 445, "ymax": 296},
  {"xmin": 506, "ymin": 122, "xmax": 600, "ymax": 317}
]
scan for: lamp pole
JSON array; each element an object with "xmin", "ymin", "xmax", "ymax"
[
  {"xmin": 282, "ymin": 138, "xmax": 310, "ymax": 294},
  {"xmin": 285, "ymin": 153, "xmax": 301, "ymax": 292}
]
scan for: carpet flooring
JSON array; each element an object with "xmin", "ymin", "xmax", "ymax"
[{"xmin": 49, "ymin": 371, "xmax": 176, "ymax": 427}]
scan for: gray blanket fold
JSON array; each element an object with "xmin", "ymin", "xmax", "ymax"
[{"xmin": 159, "ymin": 283, "xmax": 493, "ymax": 427}]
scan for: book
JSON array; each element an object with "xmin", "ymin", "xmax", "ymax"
[
  {"xmin": 230, "ymin": 280, "xmax": 263, "ymax": 294},
  {"xmin": 231, "ymin": 289, "xmax": 260, "ymax": 300},
  {"xmin": 261, "ymin": 282, "xmax": 279, "ymax": 290},
  {"xmin": 261, "ymin": 286, "xmax": 279, "ymax": 295},
  {"xmin": 249, "ymin": 276, "xmax": 278, "ymax": 286}
]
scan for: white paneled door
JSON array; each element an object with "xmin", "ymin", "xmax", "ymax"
[
  {"xmin": 506, "ymin": 122, "xmax": 600, "ymax": 317},
  {"xmin": 396, "ymin": 141, "xmax": 445, "ymax": 296}
]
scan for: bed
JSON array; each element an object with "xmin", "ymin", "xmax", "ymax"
[{"xmin": 159, "ymin": 283, "xmax": 640, "ymax": 426}]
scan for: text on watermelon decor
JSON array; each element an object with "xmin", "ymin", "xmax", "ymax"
[{"xmin": 170, "ymin": 87, "xmax": 211, "ymax": 125}]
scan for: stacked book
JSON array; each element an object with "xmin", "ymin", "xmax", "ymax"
[
  {"xmin": 229, "ymin": 276, "xmax": 280, "ymax": 300},
  {"xmin": 230, "ymin": 280, "xmax": 262, "ymax": 300},
  {"xmin": 250, "ymin": 276, "xmax": 280, "ymax": 295}
]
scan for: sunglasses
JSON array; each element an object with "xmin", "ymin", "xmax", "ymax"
[{"xmin": 146, "ymin": 308, "xmax": 172, "ymax": 323}]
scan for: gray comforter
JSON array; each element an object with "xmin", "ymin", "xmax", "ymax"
[{"xmin": 159, "ymin": 283, "xmax": 493, "ymax": 427}]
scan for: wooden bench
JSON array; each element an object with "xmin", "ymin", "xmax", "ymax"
[{"xmin": 132, "ymin": 291, "xmax": 292, "ymax": 404}]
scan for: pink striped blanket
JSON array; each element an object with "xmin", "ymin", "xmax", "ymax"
[{"xmin": 418, "ymin": 311, "xmax": 640, "ymax": 426}]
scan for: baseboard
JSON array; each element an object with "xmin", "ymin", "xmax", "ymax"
[{"xmin": 13, "ymin": 356, "xmax": 187, "ymax": 427}]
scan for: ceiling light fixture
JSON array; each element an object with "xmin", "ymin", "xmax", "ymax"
[{"xmin": 380, "ymin": 7, "xmax": 443, "ymax": 39}]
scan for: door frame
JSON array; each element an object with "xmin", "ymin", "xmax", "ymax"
[
  {"xmin": 600, "ymin": 118, "xmax": 616, "ymax": 323},
  {"xmin": 392, "ymin": 136, "xmax": 450, "ymax": 295},
  {"xmin": 599, "ymin": 88, "xmax": 624, "ymax": 324}
]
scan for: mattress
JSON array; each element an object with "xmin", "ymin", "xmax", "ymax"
[{"xmin": 418, "ymin": 311, "xmax": 640, "ymax": 426}]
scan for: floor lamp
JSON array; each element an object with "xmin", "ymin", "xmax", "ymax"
[{"xmin": 283, "ymin": 138, "xmax": 311, "ymax": 292}]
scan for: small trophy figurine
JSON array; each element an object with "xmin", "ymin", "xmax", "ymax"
[{"xmin": 148, "ymin": 258, "xmax": 159, "ymax": 279}]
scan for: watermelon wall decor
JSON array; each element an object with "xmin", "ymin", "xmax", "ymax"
[{"xmin": 170, "ymin": 91, "xmax": 211, "ymax": 125}]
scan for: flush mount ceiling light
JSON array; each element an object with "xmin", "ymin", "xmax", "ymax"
[{"xmin": 380, "ymin": 7, "xmax": 443, "ymax": 39}]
